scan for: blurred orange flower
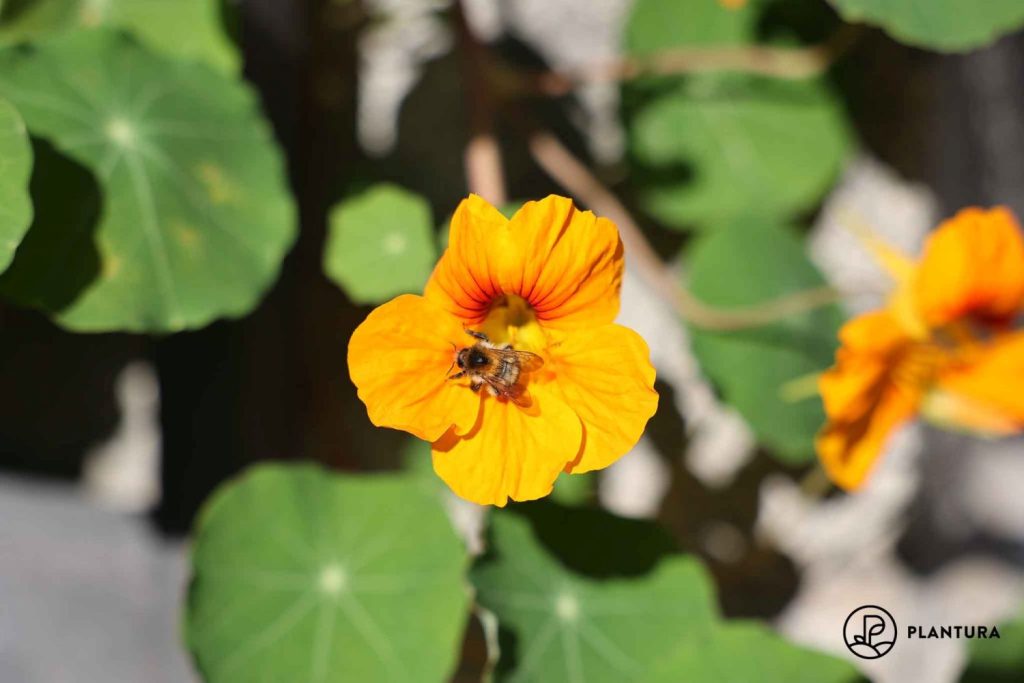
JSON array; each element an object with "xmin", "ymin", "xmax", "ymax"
[
  {"xmin": 348, "ymin": 195, "xmax": 658, "ymax": 506},
  {"xmin": 818, "ymin": 207, "xmax": 1024, "ymax": 490}
]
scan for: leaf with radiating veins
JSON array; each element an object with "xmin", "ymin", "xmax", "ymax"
[
  {"xmin": 185, "ymin": 463, "xmax": 472, "ymax": 683},
  {"xmin": 0, "ymin": 30, "xmax": 295, "ymax": 332}
]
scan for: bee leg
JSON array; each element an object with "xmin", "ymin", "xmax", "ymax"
[
  {"xmin": 465, "ymin": 329, "xmax": 489, "ymax": 342},
  {"xmin": 469, "ymin": 382, "xmax": 482, "ymax": 393},
  {"xmin": 448, "ymin": 371, "xmax": 466, "ymax": 380}
]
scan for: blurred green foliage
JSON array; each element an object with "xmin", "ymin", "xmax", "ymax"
[
  {"xmin": 0, "ymin": 0, "xmax": 238, "ymax": 70},
  {"xmin": 828, "ymin": 0, "xmax": 1024, "ymax": 51},
  {"xmin": 960, "ymin": 613, "xmax": 1024, "ymax": 682},
  {"xmin": 625, "ymin": 0, "xmax": 850, "ymax": 231},
  {"xmin": 686, "ymin": 217, "xmax": 841, "ymax": 462},
  {"xmin": 0, "ymin": 97, "xmax": 32, "ymax": 272}
]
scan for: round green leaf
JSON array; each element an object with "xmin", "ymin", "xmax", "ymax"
[
  {"xmin": 829, "ymin": 0, "xmax": 1024, "ymax": 52},
  {"xmin": 0, "ymin": 30, "xmax": 295, "ymax": 332},
  {"xmin": 0, "ymin": 0, "xmax": 238, "ymax": 71},
  {"xmin": 686, "ymin": 217, "xmax": 842, "ymax": 462},
  {"xmin": 324, "ymin": 184, "xmax": 437, "ymax": 305},
  {"xmin": 643, "ymin": 623, "xmax": 860, "ymax": 683},
  {"xmin": 625, "ymin": 0, "xmax": 849, "ymax": 230},
  {"xmin": 0, "ymin": 98, "xmax": 33, "ymax": 273},
  {"xmin": 631, "ymin": 80, "xmax": 849, "ymax": 230},
  {"xmin": 472, "ymin": 509, "xmax": 718, "ymax": 683},
  {"xmin": 186, "ymin": 463, "xmax": 472, "ymax": 683}
]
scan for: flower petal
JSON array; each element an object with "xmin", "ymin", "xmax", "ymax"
[
  {"xmin": 503, "ymin": 196, "xmax": 623, "ymax": 330},
  {"xmin": 431, "ymin": 382, "xmax": 582, "ymax": 506},
  {"xmin": 425, "ymin": 195, "xmax": 624, "ymax": 330},
  {"xmin": 816, "ymin": 311, "xmax": 920, "ymax": 490},
  {"xmin": 914, "ymin": 206, "xmax": 1024, "ymax": 327},
  {"xmin": 425, "ymin": 194, "xmax": 510, "ymax": 323},
  {"xmin": 820, "ymin": 311, "xmax": 912, "ymax": 419},
  {"xmin": 816, "ymin": 383, "xmax": 918, "ymax": 491},
  {"xmin": 548, "ymin": 324, "xmax": 658, "ymax": 473},
  {"xmin": 348, "ymin": 294, "xmax": 481, "ymax": 442},
  {"xmin": 932, "ymin": 330, "xmax": 1024, "ymax": 429}
]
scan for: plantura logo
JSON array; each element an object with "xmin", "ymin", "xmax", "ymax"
[{"xmin": 844, "ymin": 605, "xmax": 897, "ymax": 659}]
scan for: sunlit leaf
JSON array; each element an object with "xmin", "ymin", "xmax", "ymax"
[
  {"xmin": 829, "ymin": 0, "xmax": 1024, "ymax": 52},
  {"xmin": 685, "ymin": 217, "xmax": 841, "ymax": 462},
  {"xmin": 0, "ymin": 98, "xmax": 33, "ymax": 273},
  {"xmin": 625, "ymin": 0, "xmax": 849, "ymax": 230},
  {"xmin": 324, "ymin": 184, "xmax": 437, "ymax": 305},
  {"xmin": 642, "ymin": 622, "xmax": 860, "ymax": 683},
  {"xmin": 0, "ymin": 30, "xmax": 295, "ymax": 331},
  {"xmin": 0, "ymin": 0, "xmax": 238, "ymax": 71},
  {"xmin": 473, "ymin": 505, "xmax": 857, "ymax": 682},
  {"xmin": 473, "ymin": 507, "xmax": 718, "ymax": 682},
  {"xmin": 185, "ymin": 463, "xmax": 472, "ymax": 683}
]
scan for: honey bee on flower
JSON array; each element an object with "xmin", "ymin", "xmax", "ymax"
[
  {"xmin": 818, "ymin": 207, "xmax": 1024, "ymax": 490},
  {"xmin": 348, "ymin": 195, "xmax": 659, "ymax": 506}
]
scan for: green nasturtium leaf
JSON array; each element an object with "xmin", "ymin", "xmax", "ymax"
[
  {"xmin": 0, "ymin": 98, "xmax": 33, "ymax": 273},
  {"xmin": 473, "ymin": 506, "xmax": 856, "ymax": 682},
  {"xmin": 0, "ymin": 30, "xmax": 295, "ymax": 332},
  {"xmin": 624, "ymin": 0, "xmax": 849, "ymax": 230},
  {"xmin": 0, "ymin": 0, "xmax": 238, "ymax": 71},
  {"xmin": 643, "ymin": 622, "xmax": 860, "ymax": 683},
  {"xmin": 186, "ymin": 463, "xmax": 472, "ymax": 683},
  {"xmin": 960, "ymin": 613, "xmax": 1024, "ymax": 682},
  {"xmin": 829, "ymin": 0, "xmax": 1024, "ymax": 52},
  {"xmin": 472, "ymin": 508, "xmax": 719, "ymax": 683},
  {"xmin": 685, "ymin": 218, "xmax": 842, "ymax": 462},
  {"xmin": 324, "ymin": 184, "xmax": 437, "ymax": 305}
]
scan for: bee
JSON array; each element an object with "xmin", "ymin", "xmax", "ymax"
[{"xmin": 448, "ymin": 330, "xmax": 544, "ymax": 406}]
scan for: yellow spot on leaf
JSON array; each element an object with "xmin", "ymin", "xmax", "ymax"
[{"xmin": 195, "ymin": 163, "xmax": 237, "ymax": 205}]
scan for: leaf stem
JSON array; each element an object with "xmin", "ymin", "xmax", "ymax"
[{"xmin": 520, "ymin": 25, "xmax": 863, "ymax": 96}]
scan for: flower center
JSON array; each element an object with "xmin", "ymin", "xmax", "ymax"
[{"xmin": 479, "ymin": 295, "xmax": 549, "ymax": 356}]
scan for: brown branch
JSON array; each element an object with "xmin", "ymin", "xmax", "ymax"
[
  {"xmin": 455, "ymin": 1, "xmax": 507, "ymax": 205},
  {"xmin": 526, "ymin": 130, "xmax": 840, "ymax": 331},
  {"xmin": 527, "ymin": 25, "xmax": 862, "ymax": 96}
]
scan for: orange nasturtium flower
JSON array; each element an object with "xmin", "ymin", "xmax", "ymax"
[
  {"xmin": 818, "ymin": 207, "xmax": 1024, "ymax": 490},
  {"xmin": 348, "ymin": 195, "xmax": 659, "ymax": 506}
]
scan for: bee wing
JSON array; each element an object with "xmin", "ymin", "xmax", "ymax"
[
  {"xmin": 499, "ymin": 349, "xmax": 544, "ymax": 373},
  {"xmin": 481, "ymin": 375, "xmax": 534, "ymax": 408}
]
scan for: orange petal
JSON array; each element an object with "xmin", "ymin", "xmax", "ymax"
[
  {"xmin": 348, "ymin": 294, "xmax": 481, "ymax": 442},
  {"xmin": 431, "ymin": 381, "xmax": 582, "ymax": 506},
  {"xmin": 503, "ymin": 196, "xmax": 623, "ymax": 330},
  {"xmin": 914, "ymin": 207, "xmax": 1024, "ymax": 327},
  {"xmin": 425, "ymin": 195, "xmax": 624, "ymax": 329},
  {"xmin": 932, "ymin": 330, "xmax": 1024, "ymax": 430},
  {"xmin": 820, "ymin": 311, "xmax": 912, "ymax": 420},
  {"xmin": 817, "ymin": 310, "xmax": 920, "ymax": 490},
  {"xmin": 816, "ymin": 383, "xmax": 919, "ymax": 491},
  {"xmin": 548, "ymin": 324, "xmax": 658, "ymax": 473},
  {"xmin": 424, "ymin": 194, "xmax": 510, "ymax": 323}
]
